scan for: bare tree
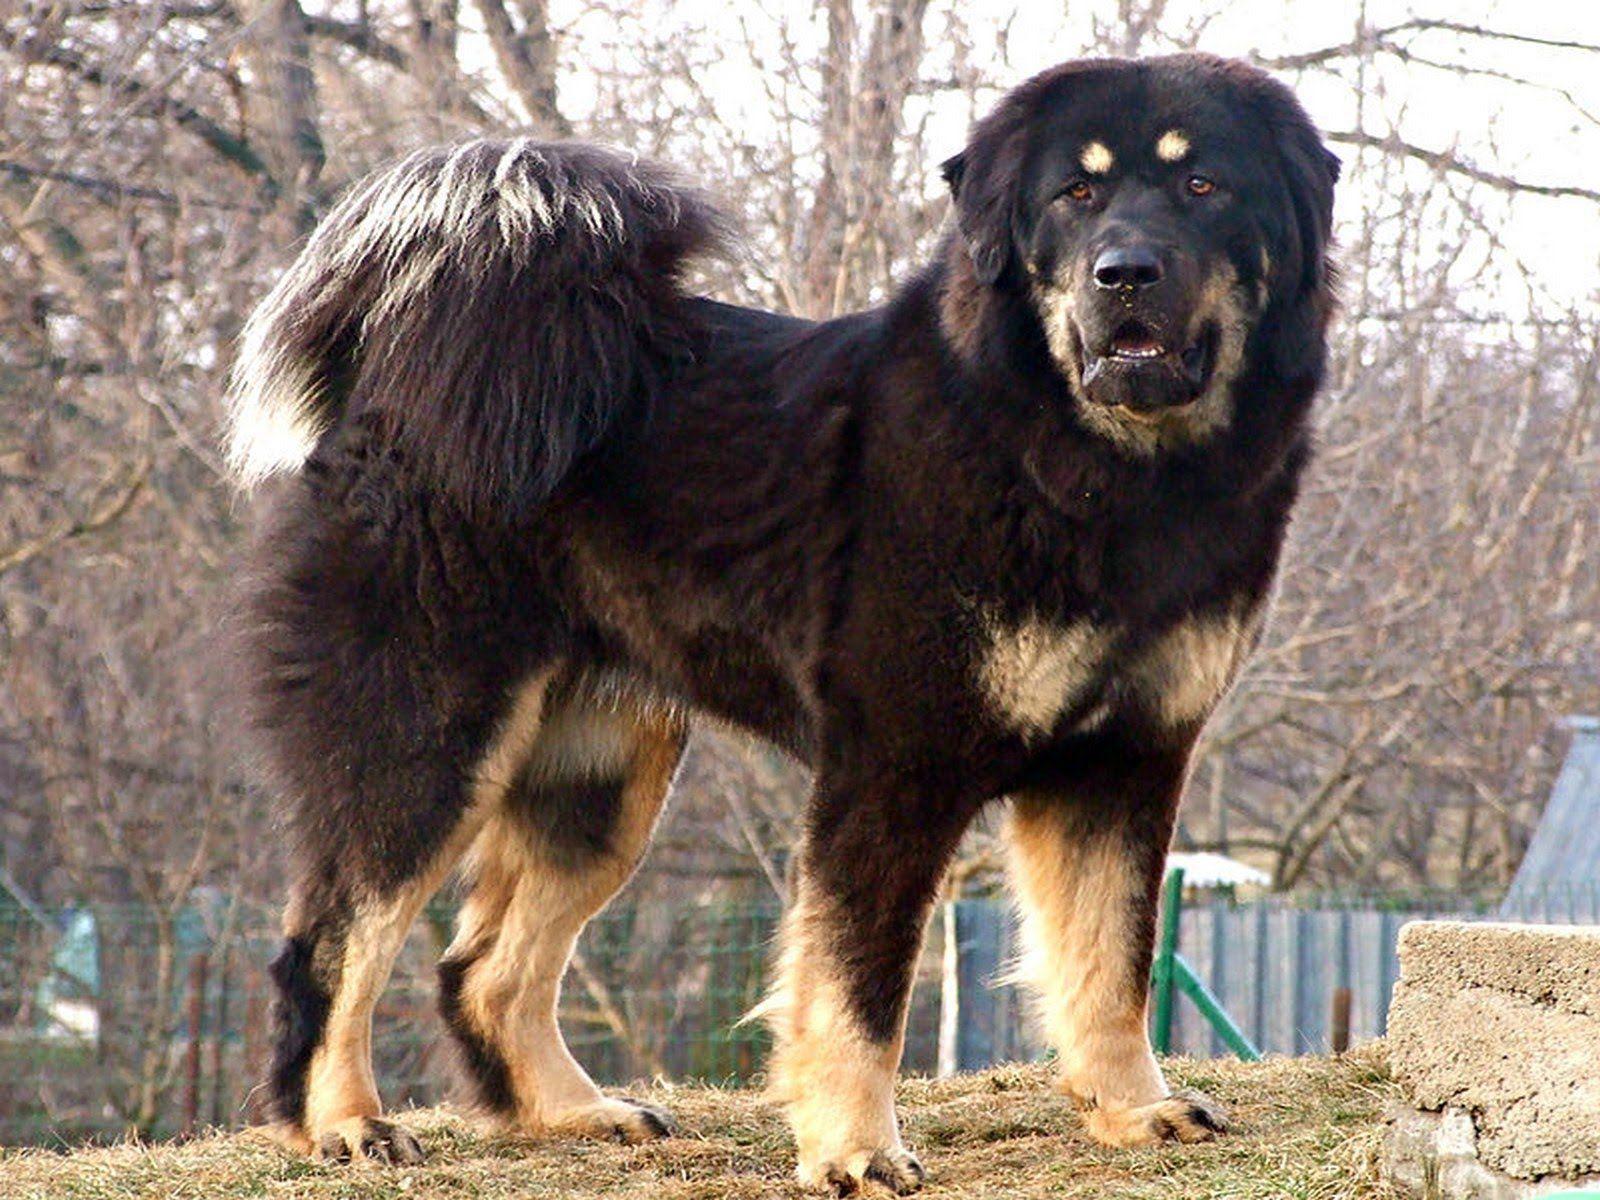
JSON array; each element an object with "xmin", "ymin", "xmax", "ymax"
[{"xmin": 0, "ymin": 1, "xmax": 1596, "ymax": 1133}]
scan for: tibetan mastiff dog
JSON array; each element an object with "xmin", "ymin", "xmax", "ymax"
[{"xmin": 230, "ymin": 53, "xmax": 1336, "ymax": 1193}]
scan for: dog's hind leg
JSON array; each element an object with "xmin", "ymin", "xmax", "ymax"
[
  {"xmin": 438, "ymin": 685, "xmax": 686, "ymax": 1141},
  {"xmin": 1007, "ymin": 744, "xmax": 1228, "ymax": 1147},
  {"xmin": 267, "ymin": 822, "xmax": 483, "ymax": 1163},
  {"xmin": 262, "ymin": 671, "xmax": 552, "ymax": 1162}
]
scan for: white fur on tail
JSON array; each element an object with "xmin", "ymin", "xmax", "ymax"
[
  {"xmin": 223, "ymin": 139, "xmax": 664, "ymax": 485},
  {"xmin": 225, "ymin": 300, "xmax": 328, "ymax": 484}
]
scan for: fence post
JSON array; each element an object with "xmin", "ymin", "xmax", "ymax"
[
  {"xmin": 1151, "ymin": 867, "xmax": 1184, "ymax": 1055},
  {"xmin": 1291, "ymin": 909, "xmax": 1317, "ymax": 1054},
  {"xmin": 182, "ymin": 952, "xmax": 208, "ymax": 1136},
  {"xmin": 955, "ymin": 901, "xmax": 1009, "ymax": 1069},
  {"xmin": 243, "ymin": 968, "xmax": 266, "ymax": 1104},
  {"xmin": 1251, "ymin": 902, "xmax": 1269, "ymax": 1051},
  {"xmin": 1208, "ymin": 901, "xmax": 1227, "ymax": 1057},
  {"xmin": 1331, "ymin": 986, "xmax": 1352, "ymax": 1054},
  {"xmin": 209, "ymin": 940, "xmax": 229, "ymax": 1127},
  {"xmin": 1377, "ymin": 911, "xmax": 1401, "ymax": 1036},
  {"xmin": 936, "ymin": 900, "xmax": 959, "ymax": 1078}
]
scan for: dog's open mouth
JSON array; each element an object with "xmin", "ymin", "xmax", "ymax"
[
  {"xmin": 1079, "ymin": 319, "xmax": 1218, "ymax": 416},
  {"xmin": 1108, "ymin": 321, "xmax": 1167, "ymax": 361}
]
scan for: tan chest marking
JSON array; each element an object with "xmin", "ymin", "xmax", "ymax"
[
  {"xmin": 981, "ymin": 618, "xmax": 1111, "ymax": 738},
  {"xmin": 1132, "ymin": 608, "xmax": 1260, "ymax": 727}
]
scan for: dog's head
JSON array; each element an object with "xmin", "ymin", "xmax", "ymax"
[{"xmin": 942, "ymin": 55, "xmax": 1338, "ymax": 451}]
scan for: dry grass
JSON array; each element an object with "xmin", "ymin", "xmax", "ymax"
[{"xmin": 0, "ymin": 1049, "xmax": 1403, "ymax": 1200}]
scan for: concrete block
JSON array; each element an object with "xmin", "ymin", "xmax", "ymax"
[
  {"xmin": 1384, "ymin": 921, "xmax": 1600, "ymax": 1189},
  {"xmin": 1385, "ymin": 1107, "xmax": 1600, "ymax": 1200}
]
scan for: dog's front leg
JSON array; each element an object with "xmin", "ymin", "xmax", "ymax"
[
  {"xmin": 760, "ymin": 768, "xmax": 974, "ymax": 1195},
  {"xmin": 1007, "ymin": 744, "xmax": 1228, "ymax": 1147}
]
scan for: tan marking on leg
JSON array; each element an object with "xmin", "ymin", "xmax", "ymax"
[
  {"xmin": 450, "ymin": 705, "xmax": 684, "ymax": 1140},
  {"xmin": 439, "ymin": 665, "xmax": 563, "ymax": 1034},
  {"xmin": 1007, "ymin": 798, "xmax": 1227, "ymax": 1147},
  {"xmin": 756, "ymin": 886, "xmax": 923, "ymax": 1192},
  {"xmin": 299, "ymin": 670, "xmax": 555, "ymax": 1157},
  {"xmin": 473, "ymin": 671, "xmax": 555, "ymax": 804},
  {"xmin": 1006, "ymin": 801, "xmax": 1164, "ymax": 1108},
  {"xmin": 457, "ymin": 831, "xmax": 612, "ymax": 1129},
  {"xmin": 1080, "ymin": 141, "xmax": 1114, "ymax": 174},
  {"xmin": 302, "ymin": 905, "xmax": 403, "ymax": 1138},
  {"xmin": 303, "ymin": 811, "xmax": 486, "ymax": 1151},
  {"xmin": 1156, "ymin": 129, "xmax": 1191, "ymax": 163}
]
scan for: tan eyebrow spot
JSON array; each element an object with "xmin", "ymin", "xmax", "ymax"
[
  {"xmin": 1079, "ymin": 141, "xmax": 1114, "ymax": 174},
  {"xmin": 1156, "ymin": 130, "xmax": 1191, "ymax": 162}
]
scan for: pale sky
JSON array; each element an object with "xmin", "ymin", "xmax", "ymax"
[{"xmin": 537, "ymin": 1, "xmax": 1600, "ymax": 315}]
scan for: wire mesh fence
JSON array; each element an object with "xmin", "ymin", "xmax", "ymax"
[
  {"xmin": 2, "ymin": 883, "xmax": 1595, "ymax": 1147},
  {"xmin": 0, "ymin": 899, "xmax": 789, "ymax": 1147}
]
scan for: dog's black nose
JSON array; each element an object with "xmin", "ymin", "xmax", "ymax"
[{"xmin": 1093, "ymin": 245, "xmax": 1164, "ymax": 290}]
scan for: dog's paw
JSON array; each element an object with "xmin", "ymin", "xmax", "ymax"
[
  {"xmin": 1084, "ymin": 1088, "xmax": 1229, "ymax": 1147},
  {"xmin": 800, "ymin": 1146, "xmax": 926, "ymax": 1195},
  {"xmin": 314, "ymin": 1116, "xmax": 426, "ymax": 1165},
  {"xmin": 547, "ymin": 1095, "xmax": 677, "ymax": 1143}
]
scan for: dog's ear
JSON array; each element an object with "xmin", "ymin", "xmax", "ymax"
[
  {"xmin": 942, "ymin": 126, "xmax": 1025, "ymax": 287},
  {"xmin": 940, "ymin": 151, "xmax": 967, "ymax": 195},
  {"xmin": 1253, "ymin": 80, "xmax": 1339, "ymax": 296},
  {"xmin": 1280, "ymin": 129, "xmax": 1339, "ymax": 295}
]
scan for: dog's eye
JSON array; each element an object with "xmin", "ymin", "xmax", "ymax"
[
  {"xmin": 1059, "ymin": 180, "xmax": 1094, "ymax": 204},
  {"xmin": 1185, "ymin": 175, "xmax": 1216, "ymax": 197}
]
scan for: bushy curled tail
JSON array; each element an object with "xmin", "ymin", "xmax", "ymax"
[{"xmin": 225, "ymin": 139, "xmax": 728, "ymax": 515}]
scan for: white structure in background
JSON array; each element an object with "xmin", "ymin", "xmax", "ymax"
[{"xmin": 1166, "ymin": 852, "xmax": 1271, "ymax": 890}]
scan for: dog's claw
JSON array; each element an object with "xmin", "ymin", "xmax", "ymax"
[
  {"xmin": 314, "ymin": 1116, "xmax": 425, "ymax": 1166},
  {"xmin": 803, "ymin": 1147, "xmax": 925, "ymax": 1195}
]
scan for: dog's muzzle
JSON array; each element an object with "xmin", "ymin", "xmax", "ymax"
[{"xmin": 1070, "ymin": 241, "xmax": 1220, "ymax": 416}]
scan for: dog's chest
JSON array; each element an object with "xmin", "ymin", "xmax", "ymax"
[{"xmin": 976, "ymin": 607, "xmax": 1260, "ymax": 739}]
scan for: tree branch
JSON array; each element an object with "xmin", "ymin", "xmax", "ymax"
[
  {"xmin": 472, "ymin": 0, "xmax": 570, "ymax": 135},
  {"xmin": 0, "ymin": 26, "xmax": 276, "ymax": 192},
  {"xmin": 304, "ymin": 13, "xmax": 406, "ymax": 67},
  {"xmin": 1322, "ymin": 129, "xmax": 1600, "ymax": 203},
  {"xmin": 0, "ymin": 160, "xmax": 266, "ymax": 213},
  {"xmin": 245, "ymin": 0, "xmax": 326, "ymax": 224},
  {"xmin": 0, "ymin": 460, "xmax": 150, "ymax": 579},
  {"xmin": 1258, "ymin": 18, "xmax": 1600, "ymax": 71}
]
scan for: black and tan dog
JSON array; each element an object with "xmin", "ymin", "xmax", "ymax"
[{"xmin": 229, "ymin": 53, "xmax": 1336, "ymax": 1194}]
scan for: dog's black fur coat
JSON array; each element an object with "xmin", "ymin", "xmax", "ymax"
[{"xmin": 235, "ymin": 53, "xmax": 1337, "ymax": 1185}]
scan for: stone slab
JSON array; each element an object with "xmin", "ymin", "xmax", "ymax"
[
  {"xmin": 1385, "ymin": 1107, "xmax": 1600, "ymax": 1200},
  {"xmin": 1386, "ymin": 921, "xmax": 1600, "ymax": 1182}
]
